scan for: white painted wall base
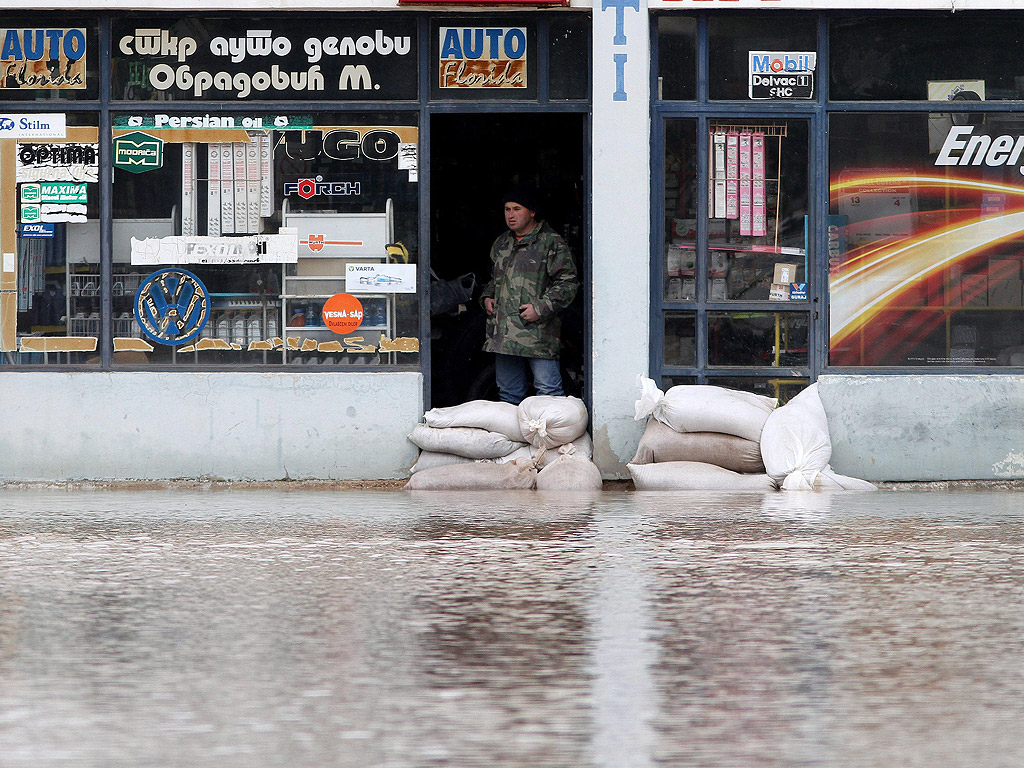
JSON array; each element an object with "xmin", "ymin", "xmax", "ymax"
[
  {"xmin": 0, "ymin": 371, "xmax": 422, "ymax": 481},
  {"xmin": 820, "ymin": 374, "xmax": 1024, "ymax": 482}
]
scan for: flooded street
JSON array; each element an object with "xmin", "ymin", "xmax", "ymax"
[{"xmin": 0, "ymin": 489, "xmax": 1022, "ymax": 768}]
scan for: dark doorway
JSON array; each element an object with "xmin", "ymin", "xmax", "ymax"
[{"xmin": 429, "ymin": 112, "xmax": 586, "ymax": 407}]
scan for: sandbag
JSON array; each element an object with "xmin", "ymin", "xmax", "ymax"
[
  {"xmin": 409, "ymin": 450, "xmax": 475, "ymax": 474},
  {"xmin": 408, "ymin": 423, "xmax": 526, "ymax": 459},
  {"xmin": 423, "ymin": 400, "xmax": 525, "ymax": 441},
  {"xmin": 536, "ymin": 456, "xmax": 603, "ymax": 491},
  {"xmin": 404, "ymin": 459, "xmax": 538, "ymax": 490},
  {"xmin": 810, "ymin": 467, "xmax": 878, "ymax": 492},
  {"xmin": 627, "ymin": 460, "xmax": 777, "ymax": 491},
  {"xmin": 533, "ymin": 431, "xmax": 594, "ymax": 469},
  {"xmin": 630, "ymin": 418, "xmax": 765, "ymax": 473},
  {"xmin": 518, "ymin": 395, "xmax": 589, "ymax": 449},
  {"xmin": 758, "ymin": 383, "xmax": 832, "ymax": 489},
  {"xmin": 634, "ymin": 375, "xmax": 776, "ymax": 442}
]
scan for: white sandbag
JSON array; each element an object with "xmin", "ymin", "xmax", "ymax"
[
  {"xmin": 810, "ymin": 466, "xmax": 878, "ymax": 492},
  {"xmin": 404, "ymin": 459, "xmax": 538, "ymax": 490},
  {"xmin": 630, "ymin": 418, "xmax": 764, "ymax": 473},
  {"xmin": 633, "ymin": 375, "xmax": 776, "ymax": 442},
  {"xmin": 408, "ymin": 423, "xmax": 526, "ymax": 459},
  {"xmin": 759, "ymin": 383, "xmax": 832, "ymax": 489},
  {"xmin": 536, "ymin": 455, "xmax": 603, "ymax": 491},
  {"xmin": 518, "ymin": 395, "xmax": 589, "ymax": 449},
  {"xmin": 533, "ymin": 431, "xmax": 594, "ymax": 469},
  {"xmin": 409, "ymin": 450, "xmax": 475, "ymax": 474},
  {"xmin": 423, "ymin": 400, "xmax": 525, "ymax": 441},
  {"xmin": 627, "ymin": 461, "xmax": 777, "ymax": 491}
]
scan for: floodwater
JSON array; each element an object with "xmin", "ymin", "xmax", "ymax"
[{"xmin": 0, "ymin": 489, "xmax": 1021, "ymax": 768}]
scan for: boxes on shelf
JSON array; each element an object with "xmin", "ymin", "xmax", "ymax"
[
  {"xmin": 988, "ymin": 258, "xmax": 1023, "ymax": 307},
  {"xmin": 769, "ymin": 283, "xmax": 791, "ymax": 301},
  {"xmin": 710, "ymin": 278, "xmax": 728, "ymax": 301},
  {"xmin": 773, "ymin": 263, "xmax": 799, "ymax": 285}
]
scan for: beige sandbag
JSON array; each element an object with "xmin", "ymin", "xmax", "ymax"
[
  {"xmin": 809, "ymin": 467, "xmax": 878, "ymax": 491},
  {"xmin": 630, "ymin": 419, "xmax": 764, "ymax": 473},
  {"xmin": 533, "ymin": 431, "xmax": 594, "ymax": 469},
  {"xmin": 423, "ymin": 400, "xmax": 525, "ymax": 441},
  {"xmin": 634, "ymin": 375, "xmax": 776, "ymax": 442},
  {"xmin": 627, "ymin": 461, "xmax": 777, "ymax": 491},
  {"xmin": 404, "ymin": 459, "xmax": 538, "ymax": 490},
  {"xmin": 536, "ymin": 456, "xmax": 603, "ymax": 491},
  {"xmin": 518, "ymin": 395, "xmax": 589, "ymax": 449},
  {"xmin": 408, "ymin": 423, "xmax": 526, "ymax": 459}
]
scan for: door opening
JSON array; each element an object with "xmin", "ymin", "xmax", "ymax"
[{"xmin": 429, "ymin": 113, "xmax": 586, "ymax": 407}]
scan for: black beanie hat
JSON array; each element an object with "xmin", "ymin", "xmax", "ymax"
[{"xmin": 502, "ymin": 185, "xmax": 540, "ymax": 214}]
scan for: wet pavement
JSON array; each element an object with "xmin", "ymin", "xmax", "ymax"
[{"xmin": 0, "ymin": 488, "xmax": 1022, "ymax": 767}]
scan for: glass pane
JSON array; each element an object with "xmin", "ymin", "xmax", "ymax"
[
  {"xmin": 111, "ymin": 112, "xmax": 419, "ymax": 367},
  {"xmin": 707, "ymin": 120, "xmax": 809, "ymax": 302},
  {"xmin": 708, "ymin": 310, "xmax": 808, "ymax": 367},
  {"xmin": 549, "ymin": 15, "xmax": 590, "ymax": 101},
  {"xmin": 0, "ymin": 17, "xmax": 99, "ymax": 101},
  {"xmin": 661, "ymin": 375, "xmax": 697, "ymax": 389},
  {"xmin": 664, "ymin": 119, "xmax": 697, "ymax": 301},
  {"xmin": 707, "ymin": 376, "xmax": 808, "ymax": 404},
  {"xmin": 831, "ymin": 14, "xmax": 1024, "ymax": 101},
  {"xmin": 830, "ymin": 112, "xmax": 1024, "ymax": 367},
  {"xmin": 656, "ymin": 16, "xmax": 696, "ymax": 101},
  {"xmin": 112, "ymin": 17, "xmax": 418, "ymax": 101},
  {"xmin": 2, "ymin": 115, "xmax": 100, "ymax": 366},
  {"xmin": 708, "ymin": 15, "xmax": 817, "ymax": 101},
  {"xmin": 664, "ymin": 312, "xmax": 696, "ymax": 367}
]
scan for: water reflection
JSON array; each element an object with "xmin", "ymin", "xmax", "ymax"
[{"xmin": 0, "ymin": 490, "xmax": 1021, "ymax": 767}]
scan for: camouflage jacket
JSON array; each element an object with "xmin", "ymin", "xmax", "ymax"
[{"xmin": 481, "ymin": 220, "xmax": 578, "ymax": 359}]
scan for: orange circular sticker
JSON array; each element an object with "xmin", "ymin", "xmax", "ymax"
[{"xmin": 321, "ymin": 293, "xmax": 364, "ymax": 334}]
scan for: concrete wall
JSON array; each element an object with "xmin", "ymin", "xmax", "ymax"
[
  {"xmin": 591, "ymin": 0, "xmax": 650, "ymax": 478},
  {"xmin": 820, "ymin": 374, "xmax": 1024, "ymax": 482},
  {"xmin": 0, "ymin": 371, "xmax": 422, "ymax": 481}
]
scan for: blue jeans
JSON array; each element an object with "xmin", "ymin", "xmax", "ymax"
[{"xmin": 495, "ymin": 354, "xmax": 564, "ymax": 405}]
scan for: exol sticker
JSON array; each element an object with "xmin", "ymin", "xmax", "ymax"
[
  {"xmin": 134, "ymin": 268, "xmax": 210, "ymax": 345},
  {"xmin": 283, "ymin": 177, "xmax": 361, "ymax": 199}
]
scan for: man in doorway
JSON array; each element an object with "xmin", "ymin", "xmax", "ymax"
[{"xmin": 482, "ymin": 185, "xmax": 579, "ymax": 405}]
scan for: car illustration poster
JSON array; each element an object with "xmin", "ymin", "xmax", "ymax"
[{"xmin": 345, "ymin": 263, "xmax": 416, "ymax": 293}]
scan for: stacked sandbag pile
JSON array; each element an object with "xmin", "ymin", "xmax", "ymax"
[
  {"xmin": 405, "ymin": 396, "xmax": 601, "ymax": 490},
  {"xmin": 627, "ymin": 376, "xmax": 778, "ymax": 491},
  {"xmin": 759, "ymin": 383, "xmax": 876, "ymax": 491}
]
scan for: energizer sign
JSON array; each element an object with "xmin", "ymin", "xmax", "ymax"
[{"xmin": 935, "ymin": 126, "xmax": 1024, "ymax": 174}]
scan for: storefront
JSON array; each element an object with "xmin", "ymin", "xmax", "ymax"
[{"xmin": 4, "ymin": 1, "xmax": 1024, "ymax": 482}]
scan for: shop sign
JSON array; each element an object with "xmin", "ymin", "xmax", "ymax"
[
  {"xmin": 19, "ymin": 203, "xmax": 39, "ymax": 222},
  {"xmin": 345, "ymin": 263, "xmax": 417, "ymax": 294},
  {"xmin": 130, "ymin": 229, "xmax": 299, "ymax": 265},
  {"xmin": 19, "ymin": 183, "xmax": 40, "ymax": 203},
  {"xmin": 19, "ymin": 222, "xmax": 54, "ymax": 238},
  {"xmin": 36, "ymin": 181, "xmax": 87, "ymax": 204},
  {"xmin": 113, "ymin": 19, "xmax": 417, "ymax": 101},
  {"xmin": 321, "ymin": 293, "xmax": 364, "ymax": 334},
  {"xmin": 439, "ymin": 27, "xmax": 527, "ymax": 88},
  {"xmin": 16, "ymin": 142, "xmax": 98, "ymax": 182},
  {"xmin": 748, "ymin": 51, "xmax": 815, "ymax": 100},
  {"xmin": 1, "ymin": 28, "xmax": 86, "ymax": 89},
  {"xmin": 790, "ymin": 282, "xmax": 808, "ymax": 301},
  {"xmin": 284, "ymin": 178, "xmax": 362, "ymax": 199},
  {"xmin": 0, "ymin": 113, "xmax": 66, "ymax": 139},
  {"xmin": 113, "ymin": 131, "xmax": 163, "ymax": 173},
  {"xmin": 134, "ymin": 268, "xmax": 210, "ymax": 346}
]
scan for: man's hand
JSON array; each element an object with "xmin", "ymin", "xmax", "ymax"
[
  {"xmin": 519, "ymin": 303, "xmax": 540, "ymax": 322},
  {"xmin": 484, "ymin": 297, "xmax": 495, "ymax": 315}
]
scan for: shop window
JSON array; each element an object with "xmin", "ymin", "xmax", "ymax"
[
  {"xmin": 830, "ymin": 112, "xmax": 1024, "ymax": 367},
  {"xmin": 708, "ymin": 311, "xmax": 808, "ymax": 368},
  {"xmin": 708, "ymin": 15, "xmax": 816, "ymax": 101},
  {"xmin": 656, "ymin": 16, "xmax": 696, "ymax": 101},
  {"xmin": 663, "ymin": 312, "xmax": 696, "ymax": 367},
  {"xmin": 1, "ymin": 114, "xmax": 100, "ymax": 365},
  {"xmin": 0, "ymin": 18, "xmax": 99, "ymax": 101},
  {"xmin": 706, "ymin": 375, "xmax": 807, "ymax": 404},
  {"xmin": 830, "ymin": 14, "xmax": 1024, "ymax": 102},
  {"xmin": 107, "ymin": 111, "xmax": 419, "ymax": 367},
  {"xmin": 549, "ymin": 15, "xmax": 590, "ymax": 101}
]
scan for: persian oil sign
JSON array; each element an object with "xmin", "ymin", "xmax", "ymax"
[{"xmin": 439, "ymin": 27, "xmax": 527, "ymax": 89}]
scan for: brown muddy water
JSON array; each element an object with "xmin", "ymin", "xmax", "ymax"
[{"xmin": 0, "ymin": 488, "xmax": 1021, "ymax": 768}]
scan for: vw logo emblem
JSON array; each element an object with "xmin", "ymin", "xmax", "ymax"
[{"xmin": 134, "ymin": 268, "xmax": 210, "ymax": 346}]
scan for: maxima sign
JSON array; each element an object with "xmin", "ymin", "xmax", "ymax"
[{"xmin": 748, "ymin": 51, "xmax": 815, "ymax": 100}]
